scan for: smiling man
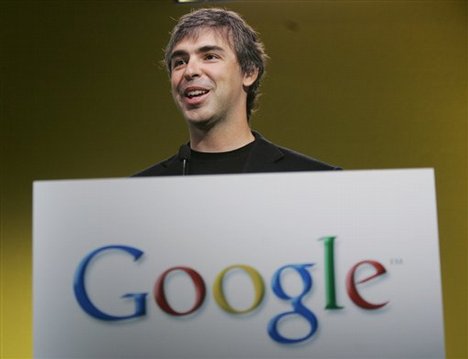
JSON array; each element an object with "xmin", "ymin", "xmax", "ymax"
[{"xmin": 136, "ymin": 8, "xmax": 339, "ymax": 176}]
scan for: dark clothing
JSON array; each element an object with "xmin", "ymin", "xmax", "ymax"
[
  {"xmin": 134, "ymin": 132, "xmax": 340, "ymax": 177},
  {"xmin": 188, "ymin": 140, "xmax": 255, "ymax": 175}
]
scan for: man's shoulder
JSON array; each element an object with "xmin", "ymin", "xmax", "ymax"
[
  {"xmin": 248, "ymin": 132, "xmax": 341, "ymax": 172},
  {"xmin": 275, "ymin": 145, "xmax": 341, "ymax": 171},
  {"xmin": 132, "ymin": 154, "xmax": 180, "ymax": 177}
]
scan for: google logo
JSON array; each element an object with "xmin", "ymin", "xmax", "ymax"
[{"xmin": 74, "ymin": 237, "xmax": 389, "ymax": 344}]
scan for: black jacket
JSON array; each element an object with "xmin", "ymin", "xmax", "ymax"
[{"xmin": 134, "ymin": 132, "xmax": 340, "ymax": 176}]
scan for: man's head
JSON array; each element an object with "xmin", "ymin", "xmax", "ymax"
[{"xmin": 165, "ymin": 8, "xmax": 267, "ymax": 120}]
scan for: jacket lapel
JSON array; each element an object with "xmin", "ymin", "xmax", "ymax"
[
  {"xmin": 159, "ymin": 155, "xmax": 184, "ymax": 175},
  {"xmin": 244, "ymin": 131, "xmax": 285, "ymax": 173}
]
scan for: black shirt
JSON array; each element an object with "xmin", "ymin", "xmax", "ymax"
[
  {"xmin": 188, "ymin": 140, "xmax": 255, "ymax": 175},
  {"xmin": 134, "ymin": 131, "xmax": 340, "ymax": 177}
]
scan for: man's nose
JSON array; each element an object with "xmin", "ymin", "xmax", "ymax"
[{"xmin": 184, "ymin": 59, "xmax": 201, "ymax": 79}]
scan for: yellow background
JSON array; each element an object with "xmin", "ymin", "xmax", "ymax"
[{"xmin": 1, "ymin": 1, "xmax": 466, "ymax": 358}]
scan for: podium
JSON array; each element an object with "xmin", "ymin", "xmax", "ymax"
[{"xmin": 34, "ymin": 169, "xmax": 445, "ymax": 358}]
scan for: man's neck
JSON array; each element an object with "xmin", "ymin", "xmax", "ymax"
[{"xmin": 188, "ymin": 121, "xmax": 254, "ymax": 153}]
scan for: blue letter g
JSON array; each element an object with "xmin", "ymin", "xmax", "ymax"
[{"xmin": 73, "ymin": 245, "xmax": 147, "ymax": 321}]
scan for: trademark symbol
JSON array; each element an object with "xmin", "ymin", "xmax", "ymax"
[{"xmin": 390, "ymin": 258, "xmax": 403, "ymax": 265}]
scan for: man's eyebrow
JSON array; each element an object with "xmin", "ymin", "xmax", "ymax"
[
  {"xmin": 197, "ymin": 45, "xmax": 225, "ymax": 54},
  {"xmin": 170, "ymin": 45, "xmax": 225, "ymax": 61},
  {"xmin": 170, "ymin": 50, "xmax": 187, "ymax": 61}
]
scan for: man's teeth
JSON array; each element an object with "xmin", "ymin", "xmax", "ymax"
[{"xmin": 186, "ymin": 90, "xmax": 208, "ymax": 98}]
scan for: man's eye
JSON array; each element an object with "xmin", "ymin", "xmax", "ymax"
[
  {"xmin": 172, "ymin": 59, "xmax": 186, "ymax": 69},
  {"xmin": 205, "ymin": 54, "xmax": 219, "ymax": 61}
]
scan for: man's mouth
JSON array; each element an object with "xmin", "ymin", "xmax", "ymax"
[{"xmin": 184, "ymin": 88, "xmax": 210, "ymax": 99}]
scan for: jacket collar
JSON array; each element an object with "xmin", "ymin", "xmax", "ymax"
[
  {"xmin": 161, "ymin": 131, "xmax": 285, "ymax": 174},
  {"xmin": 244, "ymin": 131, "xmax": 284, "ymax": 172}
]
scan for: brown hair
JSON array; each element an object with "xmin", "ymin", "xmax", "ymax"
[{"xmin": 165, "ymin": 8, "xmax": 268, "ymax": 119}]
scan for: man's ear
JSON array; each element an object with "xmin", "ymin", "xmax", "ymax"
[{"xmin": 243, "ymin": 67, "xmax": 259, "ymax": 87}]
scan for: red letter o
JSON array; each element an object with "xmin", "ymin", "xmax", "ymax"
[{"xmin": 154, "ymin": 267, "xmax": 206, "ymax": 316}]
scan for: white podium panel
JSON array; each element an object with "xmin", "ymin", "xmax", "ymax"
[{"xmin": 34, "ymin": 169, "xmax": 445, "ymax": 358}]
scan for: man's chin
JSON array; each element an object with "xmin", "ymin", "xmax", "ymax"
[{"xmin": 185, "ymin": 115, "xmax": 218, "ymax": 131}]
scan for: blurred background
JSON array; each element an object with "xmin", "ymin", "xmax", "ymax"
[{"xmin": 1, "ymin": 1, "xmax": 466, "ymax": 358}]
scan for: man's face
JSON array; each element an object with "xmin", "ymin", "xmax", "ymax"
[{"xmin": 169, "ymin": 28, "xmax": 256, "ymax": 127}]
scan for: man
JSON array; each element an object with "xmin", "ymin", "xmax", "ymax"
[{"xmin": 136, "ymin": 8, "xmax": 339, "ymax": 176}]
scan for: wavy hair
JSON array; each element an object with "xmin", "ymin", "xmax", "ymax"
[{"xmin": 165, "ymin": 8, "xmax": 268, "ymax": 120}]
